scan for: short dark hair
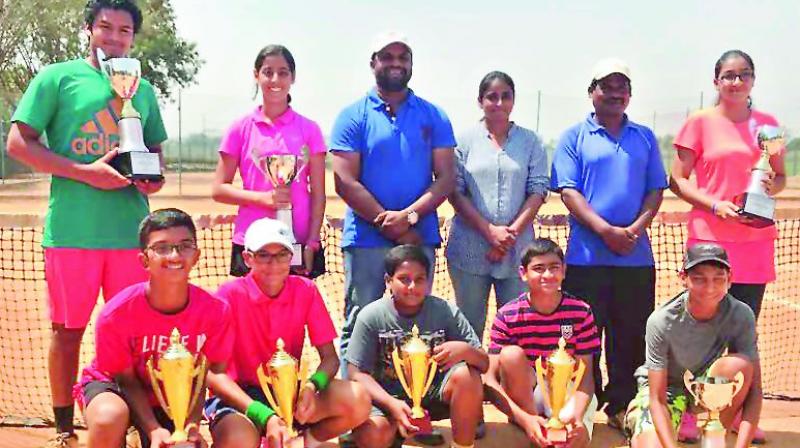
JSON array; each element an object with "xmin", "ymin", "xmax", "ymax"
[
  {"xmin": 385, "ymin": 244, "xmax": 430, "ymax": 276},
  {"xmin": 478, "ymin": 71, "xmax": 515, "ymax": 101},
  {"xmin": 715, "ymin": 49, "xmax": 755, "ymax": 79},
  {"xmin": 520, "ymin": 238, "xmax": 564, "ymax": 267},
  {"xmin": 84, "ymin": 0, "xmax": 143, "ymax": 34},
  {"xmin": 138, "ymin": 208, "xmax": 196, "ymax": 250}
]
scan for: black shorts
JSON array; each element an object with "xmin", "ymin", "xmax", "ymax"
[{"xmin": 81, "ymin": 380, "xmax": 175, "ymax": 447}]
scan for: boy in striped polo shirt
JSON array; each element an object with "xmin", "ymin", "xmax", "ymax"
[{"xmin": 484, "ymin": 238, "xmax": 600, "ymax": 448}]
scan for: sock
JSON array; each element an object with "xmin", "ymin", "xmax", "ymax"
[
  {"xmin": 451, "ymin": 442, "xmax": 473, "ymax": 448},
  {"xmin": 53, "ymin": 405, "xmax": 74, "ymax": 434},
  {"xmin": 304, "ymin": 430, "xmax": 323, "ymax": 448}
]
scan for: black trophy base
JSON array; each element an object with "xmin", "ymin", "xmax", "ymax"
[
  {"xmin": 738, "ymin": 192, "xmax": 775, "ymax": 228},
  {"xmin": 111, "ymin": 150, "xmax": 163, "ymax": 182}
]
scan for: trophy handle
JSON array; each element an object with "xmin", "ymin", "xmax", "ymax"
[
  {"xmin": 257, "ymin": 364, "xmax": 281, "ymax": 417},
  {"xmin": 421, "ymin": 359, "xmax": 438, "ymax": 398},
  {"xmin": 683, "ymin": 371, "xmax": 701, "ymax": 405},
  {"xmin": 146, "ymin": 357, "xmax": 172, "ymax": 418},
  {"xmin": 187, "ymin": 354, "xmax": 208, "ymax": 417},
  {"xmin": 391, "ymin": 348, "xmax": 413, "ymax": 399},
  {"xmin": 298, "ymin": 359, "xmax": 309, "ymax": 392},
  {"xmin": 535, "ymin": 358, "xmax": 552, "ymax": 411},
  {"xmin": 568, "ymin": 358, "xmax": 587, "ymax": 399},
  {"xmin": 730, "ymin": 371, "xmax": 746, "ymax": 402}
]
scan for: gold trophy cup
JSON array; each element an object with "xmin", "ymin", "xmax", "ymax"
[
  {"xmin": 256, "ymin": 338, "xmax": 308, "ymax": 438},
  {"xmin": 391, "ymin": 324, "xmax": 438, "ymax": 436},
  {"xmin": 684, "ymin": 371, "xmax": 745, "ymax": 448},
  {"xmin": 534, "ymin": 337, "xmax": 586, "ymax": 444},
  {"xmin": 96, "ymin": 48, "xmax": 162, "ymax": 181},
  {"xmin": 252, "ymin": 151, "xmax": 303, "ymax": 267},
  {"xmin": 145, "ymin": 328, "xmax": 208, "ymax": 446},
  {"xmin": 737, "ymin": 125, "xmax": 785, "ymax": 227}
]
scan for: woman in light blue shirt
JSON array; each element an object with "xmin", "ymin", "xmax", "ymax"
[{"xmin": 446, "ymin": 71, "xmax": 549, "ymax": 337}]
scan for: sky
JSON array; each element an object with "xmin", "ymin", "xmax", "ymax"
[{"xmin": 161, "ymin": 0, "xmax": 800, "ymax": 143}]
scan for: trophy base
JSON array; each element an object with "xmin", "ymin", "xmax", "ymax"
[
  {"xmin": 111, "ymin": 150, "xmax": 163, "ymax": 182},
  {"xmin": 544, "ymin": 426, "xmax": 568, "ymax": 444},
  {"xmin": 410, "ymin": 411, "xmax": 443, "ymax": 445},
  {"xmin": 738, "ymin": 192, "xmax": 775, "ymax": 228},
  {"xmin": 171, "ymin": 442, "xmax": 197, "ymax": 448}
]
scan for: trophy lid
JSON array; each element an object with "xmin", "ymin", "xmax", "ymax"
[
  {"xmin": 269, "ymin": 338, "xmax": 299, "ymax": 369},
  {"xmin": 400, "ymin": 325, "xmax": 430, "ymax": 356},
  {"xmin": 160, "ymin": 328, "xmax": 193, "ymax": 361},
  {"xmin": 547, "ymin": 337, "xmax": 575, "ymax": 366},
  {"xmin": 757, "ymin": 125, "xmax": 786, "ymax": 156}
]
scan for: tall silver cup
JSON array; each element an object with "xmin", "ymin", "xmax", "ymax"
[
  {"xmin": 254, "ymin": 153, "xmax": 301, "ymax": 266},
  {"xmin": 737, "ymin": 125, "xmax": 785, "ymax": 227},
  {"xmin": 97, "ymin": 48, "xmax": 162, "ymax": 181}
]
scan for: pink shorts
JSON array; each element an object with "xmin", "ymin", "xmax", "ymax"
[{"xmin": 44, "ymin": 248, "xmax": 147, "ymax": 329}]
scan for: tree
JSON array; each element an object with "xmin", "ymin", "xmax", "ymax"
[{"xmin": 0, "ymin": 0, "xmax": 201, "ymax": 115}]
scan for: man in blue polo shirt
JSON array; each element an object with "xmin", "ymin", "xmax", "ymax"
[
  {"xmin": 330, "ymin": 31, "xmax": 456, "ymax": 364},
  {"xmin": 550, "ymin": 58, "xmax": 668, "ymax": 430}
]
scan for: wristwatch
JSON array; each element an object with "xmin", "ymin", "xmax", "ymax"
[{"xmin": 406, "ymin": 210, "xmax": 419, "ymax": 226}]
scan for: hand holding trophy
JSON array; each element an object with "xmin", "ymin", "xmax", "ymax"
[
  {"xmin": 96, "ymin": 48, "xmax": 163, "ymax": 181},
  {"xmin": 684, "ymin": 370, "xmax": 745, "ymax": 448},
  {"xmin": 391, "ymin": 325, "xmax": 439, "ymax": 435},
  {"xmin": 145, "ymin": 328, "xmax": 208, "ymax": 447},
  {"xmin": 534, "ymin": 337, "xmax": 586, "ymax": 444},
  {"xmin": 736, "ymin": 125, "xmax": 785, "ymax": 227},
  {"xmin": 256, "ymin": 338, "xmax": 308, "ymax": 439}
]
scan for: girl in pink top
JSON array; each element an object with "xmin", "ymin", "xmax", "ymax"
[
  {"xmin": 211, "ymin": 45, "xmax": 327, "ymax": 278},
  {"xmin": 670, "ymin": 50, "xmax": 786, "ymax": 322}
]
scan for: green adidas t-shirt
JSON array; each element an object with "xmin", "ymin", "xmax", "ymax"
[{"xmin": 12, "ymin": 59, "xmax": 168, "ymax": 248}]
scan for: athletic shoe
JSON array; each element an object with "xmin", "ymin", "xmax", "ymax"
[
  {"xmin": 677, "ymin": 411, "xmax": 699, "ymax": 444},
  {"xmin": 44, "ymin": 432, "xmax": 79, "ymax": 448}
]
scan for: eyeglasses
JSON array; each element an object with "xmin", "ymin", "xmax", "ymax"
[
  {"xmin": 719, "ymin": 71, "xmax": 754, "ymax": 84},
  {"xmin": 146, "ymin": 241, "xmax": 198, "ymax": 257},
  {"xmin": 483, "ymin": 91, "xmax": 514, "ymax": 103},
  {"xmin": 249, "ymin": 249, "xmax": 293, "ymax": 263},
  {"xmin": 596, "ymin": 81, "xmax": 631, "ymax": 94}
]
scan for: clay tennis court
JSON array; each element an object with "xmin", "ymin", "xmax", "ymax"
[{"xmin": 1, "ymin": 172, "xmax": 799, "ymax": 447}]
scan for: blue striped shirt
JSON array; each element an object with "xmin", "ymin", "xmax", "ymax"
[{"xmin": 445, "ymin": 122, "xmax": 548, "ymax": 278}]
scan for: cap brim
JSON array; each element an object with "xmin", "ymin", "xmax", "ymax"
[{"xmin": 683, "ymin": 256, "xmax": 731, "ymax": 271}]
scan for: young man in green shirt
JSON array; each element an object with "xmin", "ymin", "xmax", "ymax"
[{"xmin": 6, "ymin": 1, "xmax": 167, "ymax": 446}]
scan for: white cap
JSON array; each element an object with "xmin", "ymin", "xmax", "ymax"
[
  {"xmin": 370, "ymin": 31, "xmax": 411, "ymax": 56},
  {"xmin": 591, "ymin": 58, "xmax": 631, "ymax": 82},
  {"xmin": 244, "ymin": 218, "xmax": 294, "ymax": 252}
]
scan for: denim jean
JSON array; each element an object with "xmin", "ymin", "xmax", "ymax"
[
  {"xmin": 339, "ymin": 245, "xmax": 436, "ymax": 377},
  {"xmin": 447, "ymin": 264, "xmax": 527, "ymax": 338}
]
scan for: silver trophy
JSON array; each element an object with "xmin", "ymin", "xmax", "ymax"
[
  {"xmin": 253, "ymin": 151, "xmax": 302, "ymax": 266},
  {"xmin": 737, "ymin": 125, "xmax": 785, "ymax": 227},
  {"xmin": 97, "ymin": 48, "xmax": 162, "ymax": 181}
]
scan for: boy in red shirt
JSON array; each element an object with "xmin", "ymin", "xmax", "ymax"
[
  {"xmin": 74, "ymin": 208, "xmax": 233, "ymax": 448},
  {"xmin": 206, "ymin": 218, "xmax": 370, "ymax": 448}
]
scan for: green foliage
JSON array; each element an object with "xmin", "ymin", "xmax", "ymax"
[{"xmin": 0, "ymin": 0, "xmax": 201, "ymax": 109}]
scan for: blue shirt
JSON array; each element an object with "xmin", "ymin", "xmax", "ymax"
[
  {"xmin": 550, "ymin": 113, "xmax": 668, "ymax": 266},
  {"xmin": 446, "ymin": 122, "xmax": 549, "ymax": 278},
  {"xmin": 330, "ymin": 88, "xmax": 456, "ymax": 248}
]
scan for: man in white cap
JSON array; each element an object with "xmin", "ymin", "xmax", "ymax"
[
  {"xmin": 549, "ymin": 58, "xmax": 668, "ymax": 430},
  {"xmin": 329, "ymin": 31, "xmax": 456, "ymax": 371}
]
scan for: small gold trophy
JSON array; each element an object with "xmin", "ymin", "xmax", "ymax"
[
  {"xmin": 391, "ymin": 325, "xmax": 438, "ymax": 433},
  {"xmin": 256, "ymin": 338, "xmax": 308, "ymax": 438},
  {"xmin": 737, "ymin": 125, "xmax": 785, "ymax": 227},
  {"xmin": 96, "ymin": 48, "xmax": 163, "ymax": 181},
  {"xmin": 145, "ymin": 328, "xmax": 208, "ymax": 447},
  {"xmin": 534, "ymin": 337, "xmax": 586, "ymax": 444},
  {"xmin": 253, "ymin": 151, "xmax": 303, "ymax": 266},
  {"xmin": 684, "ymin": 371, "xmax": 745, "ymax": 448}
]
